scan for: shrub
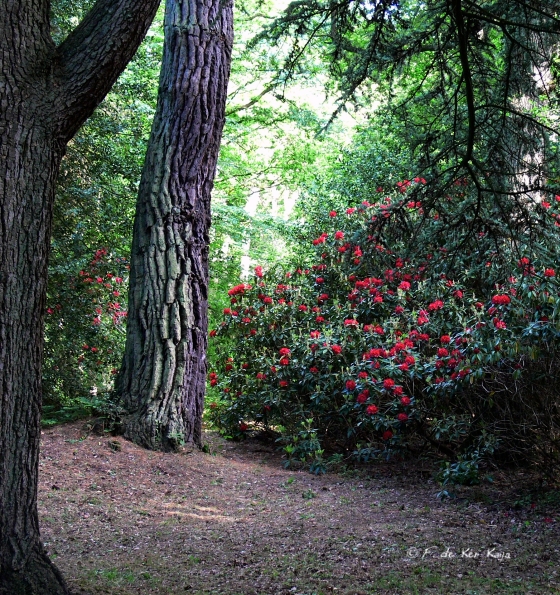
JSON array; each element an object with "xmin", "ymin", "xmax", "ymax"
[
  {"xmin": 208, "ymin": 180, "xmax": 560, "ymax": 478},
  {"xmin": 43, "ymin": 248, "xmax": 129, "ymax": 421}
]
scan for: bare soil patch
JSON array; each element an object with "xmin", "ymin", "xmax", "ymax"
[{"xmin": 39, "ymin": 422, "xmax": 560, "ymax": 594}]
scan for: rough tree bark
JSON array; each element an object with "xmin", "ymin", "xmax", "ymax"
[
  {"xmin": 115, "ymin": 0, "xmax": 234, "ymax": 451},
  {"xmin": 0, "ymin": 1, "xmax": 160, "ymax": 592}
]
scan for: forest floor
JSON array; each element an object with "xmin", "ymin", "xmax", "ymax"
[{"xmin": 39, "ymin": 421, "xmax": 560, "ymax": 595}]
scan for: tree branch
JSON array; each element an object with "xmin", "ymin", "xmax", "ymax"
[
  {"xmin": 55, "ymin": 0, "xmax": 162, "ymax": 142},
  {"xmin": 451, "ymin": 0, "xmax": 475, "ymax": 166}
]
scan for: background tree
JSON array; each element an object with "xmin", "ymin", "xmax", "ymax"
[
  {"xmin": 254, "ymin": 0, "xmax": 560, "ymax": 256},
  {"xmin": 42, "ymin": 0, "xmax": 342, "ymax": 423},
  {"xmin": 115, "ymin": 0, "xmax": 234, "ymax": 450},
  {"xmin": 0, "ymin": 0, "xmax": 160, "ymax": 592},
  {"xmin": 44, "ymin": 4, "xmax": 164, "ymax": 416}
]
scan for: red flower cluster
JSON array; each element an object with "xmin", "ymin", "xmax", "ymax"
[
  {"xmin": 491, "ymin": 294, "xmax": 511, "ymax": 305},
  {"xmin": 228, "ymin": 283, "xmax": 252, "ymax": 296},
  {"xmin": 428, "ymin": 299, "xmax": 444, "ymax": 311}
]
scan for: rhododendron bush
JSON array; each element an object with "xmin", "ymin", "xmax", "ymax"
[
  {"xmin": 43, "ymin": 249, "xmax": 129, "ymax": 418},
  {"xmin": 208, "ymin": 180, "xmax": 560, "ymax": 478}
]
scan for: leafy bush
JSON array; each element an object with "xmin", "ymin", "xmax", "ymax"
[
  {"xmin": 208, "ymin": 179, "xmax": 560, "ymax": 478},
  {"xmin": 43, "ymin": 248, "xmax": 129, "ymax": 418}
]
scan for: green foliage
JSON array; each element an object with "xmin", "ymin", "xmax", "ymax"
[
  {"xmin": 44, "ymin": 249, "xmax": 129, "ymax": 408},
  {"xmin": 46, "ymin": 0, "xmax": 340, "ymax": 412},
  {"xmin": 45, "ymin": 9, "xmax": 163, "ymax": 409},
  {"xmin": 255, "ymin": 0, "xmax": 560, "ymax": 229}
]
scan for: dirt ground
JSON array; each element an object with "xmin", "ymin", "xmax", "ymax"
[{"xmin": 38, "ymin": 422, "xmax": 560, "ymax": 595}]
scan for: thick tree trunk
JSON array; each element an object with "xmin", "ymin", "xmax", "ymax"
[
  {"xmin": 116, "ymin": 0, "xmax": 234, "ymax": 451},
  {"xmin": 0, "ymin": 0, "xmax": 160, "ymax": 592},
  {"xmin": 0, "ymin": 93, "xmax": 69, "ymax": 595}
]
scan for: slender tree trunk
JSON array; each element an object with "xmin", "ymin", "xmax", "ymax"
[
  {"xmin": 0, "ymin": 1, "xmax": 160, "ymax": 592},
  {"xmin": 116, "ymin": 0, "xmax": 234, "ymax": 451}
]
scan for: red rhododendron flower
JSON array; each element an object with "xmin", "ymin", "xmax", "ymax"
[
  {"xmin": 279, "ymin": 357, "xmax": 290, "ymax": 366},
  {"xmin": 358, "ymin": 371, "xmax": 368, "ymax": 379},
  {"xmin": 298, "ymin": 304, "xmax": 308, "ymax": 311},
  {"xmin": 491, "ymin": 294, "xmax": 511, "ymax": 305},
  {"xmin": 279, "ymin": 347, "xmax": 291, "ymax": 356},
  {"xmin": 382, "ymin": 430, "xmax": 393, "ymax": 440},
  {"xmin": 329, "ymin": 210, "xmax": 337, "ymax": 217},
  {"xmin": 383, "ymin": 378, "xmax": 395, "ymax": 389},
  {"xmin": 545, "ymin": 268, "xmax": 555, "ymax": 277},
  {"xmin": 397, "ymin": 413, "xmax": 408, "ymax": 422},
  {"xmin": 440, "ymin": 335, "xmax": 451, "ymax": 344},
  {"xmin": 437, "ymin": 347, "xmax": 449, "ymax": 357},
  {"xmin": 346, "ymin": 380, "xmax": 357, "ymax": 391},
  {"xmin": 310, "ymin": 366, "xmax": 319, "ymax": 374},
  {"xmin": 401, "ymin": 396, "xmax": 411, "ymax": 406},
  {"xmin": 417, "ymin": 311, "xmax": 429, "ymax": 325},
  {"xmin": 331, "ymin": 345, "xmax": 342, "ymax": 354},
  {"xmin": 366, "ymin": 404, "xmax": 379, "ymax": 415},
  {"xmin": 428, "ymin": 299, "xmax": 444, "ymax": 311},
  {"xmin": 398, "ymin": 281, "xmax": 410, "ymax": 291},
  {"xmin": 228, "ymin": 283, "xmax": 252, "ymax": 296},
  {"xmin": 279, "ymin": 380, "xmax": 289, "ymax": 387},
  {"xmin": 395, "ymin": 306, "xmax": 404, "ymax": 314},
  {"xmin": 344, "ymin": 319, "xmax": 359, "ymax": 326},
  {"xmin": 334, "ymin": 231, "xmax": 345, "ymax": 240}
]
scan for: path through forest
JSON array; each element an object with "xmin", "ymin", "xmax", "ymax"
[{"xmin": 39, "ymin": 423, "xmax": 559, "ymax": 594}]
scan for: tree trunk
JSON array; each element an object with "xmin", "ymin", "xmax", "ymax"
[
  {"xmin": 0, "ymin": 1, "xmax": 160, "ymax": 592},
  {"xmin": 0, "ymin": 95, "xmax": 69, "ymax": 595},
  {"xmin": 116, "ymin": 0, "xmax": 234, "ymax": 451}
]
